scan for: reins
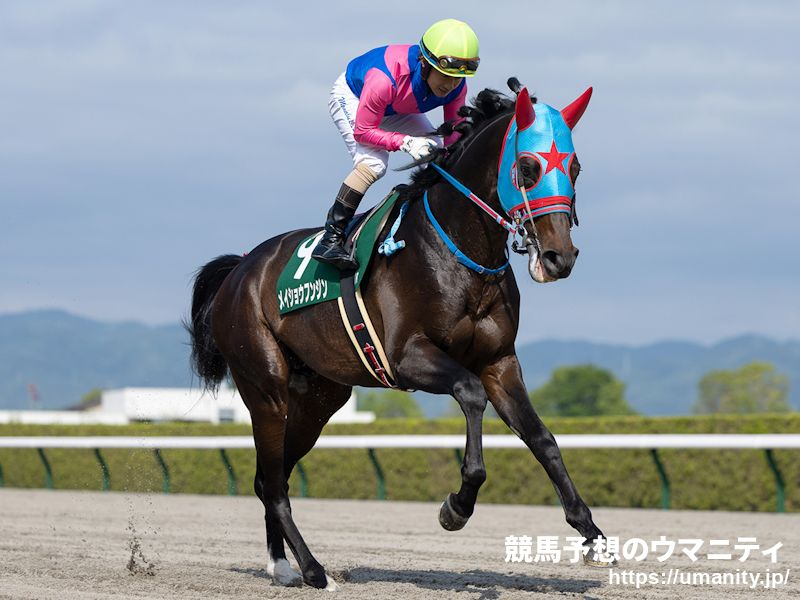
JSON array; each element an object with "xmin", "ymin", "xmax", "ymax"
[
  {"xmin": 422, "ymin": 189, "xmax": 510, "ymax": 276},
  {"xmin": 424, "ymin": 161, "xmax": 533, "ymax": 276},
  {"xmin": 429, "ymin": 163, "xmax": 517, "ymax": 234}
]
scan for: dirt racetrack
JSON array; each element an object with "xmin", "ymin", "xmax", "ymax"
[{"xmin": 0, "ymin": 489, "xmax": 795, "ymax": 599}]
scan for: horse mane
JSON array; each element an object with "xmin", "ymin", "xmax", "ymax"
[{"xmin": 399, "ymin": 85, "xmax": 537, "ymax": 200}]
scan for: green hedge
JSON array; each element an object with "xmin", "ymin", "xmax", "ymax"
[{"xmin": 0, "ymin": 415, "xmax": 798, "ymax": 512}]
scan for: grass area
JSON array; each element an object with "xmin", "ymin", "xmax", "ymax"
[{"xmin": 0, "ymin": 414, "xmax": 798, "ymax": 511}]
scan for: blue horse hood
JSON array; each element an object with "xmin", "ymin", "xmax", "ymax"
[{"xmin": 497, "ymin": 103, "xmax": 577, "ymax": 221}]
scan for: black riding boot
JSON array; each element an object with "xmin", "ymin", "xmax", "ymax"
[{"xmin": 311, "ymin": 184, "xmax": 363, "ymax": 271}]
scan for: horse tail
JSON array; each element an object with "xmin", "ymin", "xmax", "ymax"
[{"xmin": 187, "ymin": 254, "xmax": 242, "ymax": 391}]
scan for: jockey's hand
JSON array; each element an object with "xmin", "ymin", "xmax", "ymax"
[{"xmin": 401, "ymin": 136, "xmax": 437, "ymax": 161}]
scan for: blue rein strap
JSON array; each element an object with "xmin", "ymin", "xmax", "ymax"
[{"xmin": 424, "ymin": 191, "xmax": 510, "ymax": 276}]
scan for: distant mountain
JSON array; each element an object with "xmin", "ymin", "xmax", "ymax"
[
  {"xmin": 0, "ymin": 310, "xmax": 192, "ymax": 410},
  {"xmin": 1, "ymin": 310, "xmax": 798, "ymax": 415}
]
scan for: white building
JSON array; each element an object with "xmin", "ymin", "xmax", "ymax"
[
  {"xmin": 0, "ymin": 409, "xmax": 127, "ymax": 425},
  {"xmin": 100, "ymin": 387, "xmax": 249, "ymax": 424},
  {"xmin": 0, "ymin": 388, "xmax": 375, "ymax": 425}
]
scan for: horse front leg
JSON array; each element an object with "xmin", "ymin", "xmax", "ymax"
[
  {"xmin": 395, "ymin": 342, "xmax": 488, "ymax": 530},
  {"xmin": 482, "ymin": 355, "xmax": 616, "ymax": 566}
]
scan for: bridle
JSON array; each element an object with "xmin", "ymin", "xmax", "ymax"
[{"xmin": 424, "ymin": 106, "xmax": 579, "ymax": 270}]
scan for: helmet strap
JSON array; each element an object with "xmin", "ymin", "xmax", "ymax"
[{"xmin": 418, "ymin": 53, "xmax": 432, "ymax": 79}]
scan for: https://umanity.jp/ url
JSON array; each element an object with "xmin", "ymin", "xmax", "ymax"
[{"xmin": 609, "ymin": 567, "xmax": 790, "ymax": 590}]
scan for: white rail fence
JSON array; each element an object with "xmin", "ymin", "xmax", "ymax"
[{"xmin": 0, "ymin": 435, "xmax": 798, "ymax": 511}]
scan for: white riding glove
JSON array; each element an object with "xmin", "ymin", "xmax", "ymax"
[{"xmin": 400, "ymin": 136, "xmax": 437, "ymax": 161}]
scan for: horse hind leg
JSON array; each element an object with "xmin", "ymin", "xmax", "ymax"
[
  {"xmin": 230, "ymin": 356, "xmax": 337, "ymax": 589},
  {"xmin": 253, "ymin": 457, "xmax": 301, "ymax": 586},
  {"xmin": 282, "ymin": 370, "xmax": 352, "ymax": 480},
  {"xmin": 265, "ymin": 369, "xmax": 352, "ymax": 587}
]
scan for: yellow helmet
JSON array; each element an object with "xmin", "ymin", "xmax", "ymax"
[{"xmin": 420, "ymin": 19, "xmax": 480, "ymax": 78}]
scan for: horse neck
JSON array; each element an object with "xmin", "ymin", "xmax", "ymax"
[{"xmin": 426, "ymin": 113, "xmax": 513, "ymax": 269}]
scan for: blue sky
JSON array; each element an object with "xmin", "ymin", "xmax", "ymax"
[{"xmin": 1, "ymin": 1, "xmax": 798, "ymax": 345}]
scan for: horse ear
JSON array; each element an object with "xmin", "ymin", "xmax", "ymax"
[
  {"xmin": 515, "ymin": 87, "xmax": 535, "ymax": 131},
  {"xmin": 561, "ymin": 87, "xmax": 593, "ymax": 130}
]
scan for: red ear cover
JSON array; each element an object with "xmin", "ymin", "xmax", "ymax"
[
  {"xmin": 515, "ymin": 86, "xmax": 535, "ymax": 131},
  {"xmin": 561, "ymin": 87, "xmax": 593, "ymax": 130}
]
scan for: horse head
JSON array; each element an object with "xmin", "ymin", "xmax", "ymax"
[{"xmin": 497, "ymin": 85, "xmax": 593, "ymax": 282}]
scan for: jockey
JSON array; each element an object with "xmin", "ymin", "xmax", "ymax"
[{"xmin": 312, "ymin": 19, "xmax": 480, "ymax": 271}]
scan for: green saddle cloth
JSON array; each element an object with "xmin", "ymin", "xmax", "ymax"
[{"xmin": 276, "ymin": 190, "xmax": 400, "ymax": 314}]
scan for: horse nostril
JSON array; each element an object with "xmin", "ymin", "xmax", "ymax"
[
  {"xmin": 542, "ymin": 249, "xmax": 577, "ymax": 278},
  {"xmin": 542, "ymin": 250, "xmax": 565, "ymax": 275}
]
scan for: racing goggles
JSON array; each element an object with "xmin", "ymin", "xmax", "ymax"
[{"xmin": 420, "ymin": 41, "xmax": 480, "ymax": 76}]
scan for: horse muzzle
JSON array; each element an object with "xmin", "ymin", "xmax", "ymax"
[{"xmin": 527, "ymin": 243, "xmax": 579, "ymax": 282}]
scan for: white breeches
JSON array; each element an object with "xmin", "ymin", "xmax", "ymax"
[{"xmin": 328, "ymin": 72, "xmax": 439, "ymax": 179}]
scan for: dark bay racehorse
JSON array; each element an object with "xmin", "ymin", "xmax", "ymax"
[{"xmin": 189, "ymin": 82, "xmax": 613, "ymax": 589}]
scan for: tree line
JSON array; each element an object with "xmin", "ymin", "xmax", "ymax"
[{"xmin": 357, "ymin": 361, "xmax": 793, "ymax": 418}]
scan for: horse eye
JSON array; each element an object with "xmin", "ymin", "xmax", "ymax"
[
  {"xmin": 571, "ymin": 158, "xmax": 582, "ymax": 181},
  {"xmin": 518, "ymin": 158, "xmax": 541, "ymax": 187}
]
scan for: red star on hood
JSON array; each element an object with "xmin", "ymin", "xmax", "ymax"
[{"xmin": 537, "ymin": 141, "xmax": 570, "ymax": 175}]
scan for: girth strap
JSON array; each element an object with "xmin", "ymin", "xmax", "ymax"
[{"xmin": 337, "ymin": 273, "xmax": 397, "ymax": 388}]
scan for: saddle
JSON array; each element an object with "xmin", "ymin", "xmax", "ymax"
[{"xmin": 275, "ymin": 189, "xmax": 403, "ymax": 387}]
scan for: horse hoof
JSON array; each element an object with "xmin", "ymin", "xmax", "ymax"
[
  {"xmin": 267, "ymin": 558, "xmax": 302, "ymax": 586},
  {"xmin": 583, "ymin": 547, "xmax": 618, "ymax": 568},
  {"xmin": 324, "ymin": 575, "xmax": 339, "ymax": 591},
  {"xmin": 438, "ymin": 493, "xmax": 469, "ymax": 531},
  {"xmin": 303, "ymin": 574, "xmax": 338, "ymax": 591},
  {"xmin": 302, "ymin": 565, "xmax": 338, "ymax": 590}
]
